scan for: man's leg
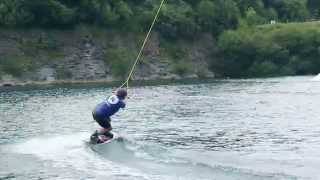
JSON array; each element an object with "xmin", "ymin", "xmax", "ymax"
[
  {"xmin": 98, "ymin": 127, "xmax": 112, "ymax": 134},
  {"xmin": 98, "ymin": 117, "xmax": 113, "ymax": 138}
]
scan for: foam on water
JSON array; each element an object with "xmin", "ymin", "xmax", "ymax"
[{"xmin": 10, "ymin": 133, "xmax": 153, "ymax": 180}]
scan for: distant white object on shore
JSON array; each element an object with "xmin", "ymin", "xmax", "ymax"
[
  {"xmin": 270, "ymin": 20, "xmax": 276, "ymax": 24},
  {"xmin": 311, "ymin": 74, "xmax": 320, "ymax": 81}
]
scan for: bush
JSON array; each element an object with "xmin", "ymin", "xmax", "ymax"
[
  {"xmin": 248, "ymin": 61, "xmax": 279, "ymax": 77},
  {"xmin": 171, "ymin": 62, "xmax": 192, "ymax": 76},
  {"xmin": 0, "ymin": 56, "xmax": 35, "ymax": 77}
]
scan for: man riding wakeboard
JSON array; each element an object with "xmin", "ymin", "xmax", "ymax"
[{"xmin": 91, "ymin": 88, "xmax": 127, "ymax": 143}]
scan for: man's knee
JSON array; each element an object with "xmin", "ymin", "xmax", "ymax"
[{"xmin": 104, "ymin": 127, "xmax": 112, "ymax": 131}]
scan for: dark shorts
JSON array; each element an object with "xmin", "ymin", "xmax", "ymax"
[{"xmin": 92, "ymin": 112, "xmax": 111, "ymax": 129}]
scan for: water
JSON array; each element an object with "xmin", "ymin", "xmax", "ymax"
[{"xmin": 1, "ymin": 76, "xmax": 320, "ymax": 180}]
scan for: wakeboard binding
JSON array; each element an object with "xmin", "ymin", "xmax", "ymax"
[{"xmin": 90, "ymin": 130, "xmax": 114, "ymax": 144}]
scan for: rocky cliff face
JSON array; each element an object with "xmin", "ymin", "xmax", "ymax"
[{"xmin": 0, "ymin": 27, "xmax": 215, "ymax": 86}]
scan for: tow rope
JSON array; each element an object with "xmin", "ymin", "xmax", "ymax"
[{"xmin": 119, "ymin": 0, "xmax": 166, "ymax": 90}]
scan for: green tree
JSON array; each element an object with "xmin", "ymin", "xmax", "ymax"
[
  {"xmin": 115, "ymin": 1, "xmax": 133, "ymax": 21},
  {"xmin": 0, "ymin": 0, "xmax": 33, "ymax": 26},
  {"xmin": 265, "ymin": 8, "xmax": 278, "ymax": 21},
  {"xmin": 22, "ymin": 0, "xmax": 76, "ymax": 26},
  {"xmin": 245, "ymin": 7, "xmax": 266, "ymax": 26},
  {"xmin": 235, "ymin": 0, "xmax": 269, "ymax": 17},
  {"xmin": 100, "ymin": 3, "xmax": 120, "ymax": 26},
  {"xmin": 196, "ymin": 0, "xmax": 219, "ymax": 33},
  {"xmin": 158, "ymin": 0, "xmax": 197, "ymax": 39},
  {"xmin": 217, "ymin": 0, "xmax": 240, "ymax": 30},
  {"xmin": 277, "ymin": 0, "xmax": 309, "ymax": 21},
  {"xmin": 307, "ymin": 0, "xmax": 320, "ymax": 18},
  {"xmin": 212, "ymin": 29, "xmax": 256, "ymax": 77}
]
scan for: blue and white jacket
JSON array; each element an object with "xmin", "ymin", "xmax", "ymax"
[{"xmin": 93, "ymin": 95, "xmax": 126, "ymax": 120}]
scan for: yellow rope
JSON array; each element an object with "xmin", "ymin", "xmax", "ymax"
[{"xmin": 120, "ymin": 0, "xmax": 166, "ymax": 89}]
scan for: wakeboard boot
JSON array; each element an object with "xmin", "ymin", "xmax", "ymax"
[
  {"xmin": 103, "ymin": 131, "xmax": 114, "ymax": 139},
  {"xmin": 90, "ymin": 130, "xmax": 100, "ymax": 144}
]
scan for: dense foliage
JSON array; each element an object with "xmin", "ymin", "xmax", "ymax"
[
  {"xmin": 0, "ymin": 0, "xmax": 320, "ymax": 78},
  {"xmin": 212, "ymin": 22, "xmax": 320, "ymax": 77},
  {"xmin": 0, "ymin": 0, "xmax": 319, "ymax": 34}
]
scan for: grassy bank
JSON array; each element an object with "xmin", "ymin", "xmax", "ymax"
[{"xmin": 211, "ymin": 21, "xmax": 320, "ymax": 78}]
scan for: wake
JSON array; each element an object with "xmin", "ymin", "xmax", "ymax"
[{"xmin": 7, "ymin": 132, "xmax": 301, "ymax": 180}]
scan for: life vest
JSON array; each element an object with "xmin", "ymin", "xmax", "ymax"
[{"xmin": 94, "ymin": 95, "xmax": 125, "ymax": 119}]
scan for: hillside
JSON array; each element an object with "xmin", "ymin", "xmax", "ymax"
[
  {"xmin": 0, "ymin": 27, "xmax": 215, "ymax": 86},
  {"xmin": 0, "ymin": 0, "xmax": 320, "ymax": 86}
]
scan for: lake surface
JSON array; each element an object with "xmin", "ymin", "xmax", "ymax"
[{"xmin": 1, "ymin": 76, "xmax": 320, "ymax": 180}]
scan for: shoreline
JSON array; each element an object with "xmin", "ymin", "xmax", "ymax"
[
  {"xmin": 0, "ymin": 77, "xmax": 222, "ymax": 91},
  {"xmin": 1, "ymin": 75, "xmax": 316, "ymax": 91}
]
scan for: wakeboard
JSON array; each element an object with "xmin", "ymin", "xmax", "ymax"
[{"xmin": 90, "ymin": 131, "xmax": 116, "ymax": 145}]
